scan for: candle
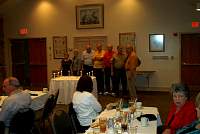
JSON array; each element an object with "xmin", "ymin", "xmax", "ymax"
[
  {"xmin": 91, "ymin": 71, "xmax": 93, "ymax": 76},
  {"xmin": 60, "ymin": 70, "xmax": 62, "ymax": 76},
  {"xmin": 58, "ymin": 72, "xmax": 60, "ymax": 76},
  {"xmin": 68, "ymin": 70, "xmax": 70, "ymax": 76},
  {"xmin": 80, "ymin": 70, "xmax": 82, "ymax": 76}
]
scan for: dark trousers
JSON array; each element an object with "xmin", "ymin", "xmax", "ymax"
[
  {"xmin": 93, "ymin": 68, "xmax": 104, "ymax": 93},
  {"xmin": 83, "ymin": 65, "xmax": 93, "ymax": 75},
  {"xmin": 104, "ymin": 67, "xmax": 113, "ymax": 92},
  {"xmin": 112, "ymin": 68, "xmax": 127, "ymax": 96}
]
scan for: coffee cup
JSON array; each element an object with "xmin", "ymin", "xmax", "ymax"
[
  {"xmin": 43, "ymin": 88, "xmax": 48, "ymax": 93},
  {"xmin": 136, "ymin": 102, "xmax": 142, "ymax": 109},
  {"xmin": 141, "ymin": 117, "xmax": 149, "ymax": 127}
]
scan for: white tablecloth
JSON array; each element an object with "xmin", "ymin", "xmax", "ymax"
[
  {"xmin": 49, "ymin": 76, "xmax": 98, "ymax": 104},
  {"xmin": 86, "ymin": 107, "xmax": 160, "ymax": 134},
  {"xmin": 0, "ymin": 91, "xmax": 48, "ymax": 111}
]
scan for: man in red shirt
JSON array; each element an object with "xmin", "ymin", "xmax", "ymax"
[{"xmin": 103, "ymin": 44, "xmax": 115, "ymax": 95}]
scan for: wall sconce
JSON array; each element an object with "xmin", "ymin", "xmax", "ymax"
[{"xmin": 196, "ymin": 3, "xmax": 200, "ymax": 11}]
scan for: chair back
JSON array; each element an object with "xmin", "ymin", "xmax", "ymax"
[
  {"xmin": 9, "ymin": 108, "xmax": 35, "ymax": 134},
  {"xmin": 51, "ymin": 107, "xmax": 76, "ymax": 134},
  {"xmin": 53, "ymin": 89, "xmax": 59, "ymax": 109},
  {"xmin": 68, "ymin": 103, "xmax": 82, "ymax": 133},
  {"xmin": 42, "ymin": 94, "xmax": 55, "ymax": 120},
  {"xmin": 0, "ymin": 121, "xmax": 5, "ymax": 134}
]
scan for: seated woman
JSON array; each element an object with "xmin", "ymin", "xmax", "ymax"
[
  {"xmin": 162, "ymin": 83, "xmax": 197, "ymax": 134},
  {"xmin": 176, "ymin": 92, "xmax": 200, "ymax": 134},
  {"xmin": 72, "ymin": 75, "xmax": 102, "ymax": 132}
]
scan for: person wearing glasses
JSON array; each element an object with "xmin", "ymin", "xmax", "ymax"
[{"xmin": 162, "ymin": 83, "xmax": 197, "ymax": 134}]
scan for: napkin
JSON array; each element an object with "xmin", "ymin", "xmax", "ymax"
[{"xmin": 137, "ymin": 114, "xmax": 157, "ymax": 121}]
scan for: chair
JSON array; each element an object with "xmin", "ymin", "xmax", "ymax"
[
  {"xmin": 52, "ymin": 89, "xmax": 59, "ymax": 109},
  {"xmin": 36, "ymin": 94, "xmax": 55, "ymax": 133},
  {"xmin": 51, "ymin": 107, "xmax": 76, "ymax": 134},
  {"xmin": 68, "ymin": 103, "xmax": 86, "ymax": 133},
  {"xmin": 0, "ymin": 121, "xmax": 5, "ymax": 134},
  {"xmin": 9, "ymin": 108, "xmax": 35, "ymax": 134}
]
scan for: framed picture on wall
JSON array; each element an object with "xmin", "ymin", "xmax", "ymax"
[
  {"xmin": 53, "ymin": 36, "xmax": 67, "ymax": 59},
  {"xmin": 119, "ymin": 32, "xmax": 136, "ymax": 47},
  {"xmin": 73, "ymin": 36, "xmax": 107, "ymax": 52},
  {"xmin": 149, "ymin": 34, "xmax": 165, "ymax": 52},
  {"xmin": 76, "ymin": 4, "xmax": 104, "ymax": 29}
]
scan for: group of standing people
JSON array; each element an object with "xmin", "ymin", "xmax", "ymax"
[{"xmin": 61, "ymin": 43, "xmax": 140, "ymax": 99}]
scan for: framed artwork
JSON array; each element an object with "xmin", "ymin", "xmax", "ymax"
[
  {"xmin": 76, "ymin": 4, "xmax": 104, "ymax": 29},
  {"xmin": 119, "ymin": 32, "xmax": 136, "ymax": 47},
  {"xmin": 53, "ymin": 36, "xmax": 67, "ymax": 59},
  {"xmin": 74, "ymin": 36, "xmax": 107, "ymax": 51},
  {"xmin": 149, "ymin": 34, "xmax": 165, "ymax": 52}
]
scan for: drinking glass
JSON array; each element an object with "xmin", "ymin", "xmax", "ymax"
[{"xmin": 99, "ymin": 117, "xmax": 107, "ymax": 133}]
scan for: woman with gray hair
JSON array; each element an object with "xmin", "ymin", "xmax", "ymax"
[
  {"xmin": 162, "ymin": 83, "xmax": 197, "ymax": 134},
  {"xmin": 176, "ymin": 92, "xmax": 200, "ymax": 134}
]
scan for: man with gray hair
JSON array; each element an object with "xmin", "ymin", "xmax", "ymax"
[
  {"xmin": 0, "ymin": 77, "xmax": 31, "ymax": 127},
  {"xmin": 125, "ymin": 44, "xmax": 140, "ymax": 99}
]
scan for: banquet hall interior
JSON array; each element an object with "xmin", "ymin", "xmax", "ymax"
[{"xmin": 0, "ymin": 0, "xmax": 200, "ymax": 133}]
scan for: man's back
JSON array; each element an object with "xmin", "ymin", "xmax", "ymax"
[{"xmin": 0, "ymin": 90, "xmax": 31, "ymax": 127}]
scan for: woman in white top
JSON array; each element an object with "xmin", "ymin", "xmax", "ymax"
[{"xmin": 72, "ymin": 75, "xmax": 102, "ymax": 131}]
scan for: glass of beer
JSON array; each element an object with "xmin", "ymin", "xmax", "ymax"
[{"xmin": 99, "ymin": 117, "xmax": 107, "ymax": 133}]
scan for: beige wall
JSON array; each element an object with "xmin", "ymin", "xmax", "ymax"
[{"xmin": 0, "ymin": 0, "xmax": 200, "ymax": 90}]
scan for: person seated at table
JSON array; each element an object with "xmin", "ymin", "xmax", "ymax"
[
  {"xmin": 72, "ymin": 75, "xmax": 102, "ymax": 132},
  {"xmin": 61, "ymin": 52, "xmax": 72, "ymax": 76},
  {"xmin": 162, "ymin": 83, "xmax": 197, "ymax": 134},
  {"xmin": 0, "ymin": 77, "xmax": 31, "ymax": 127},
  {"xmin": 175, "ymin": 91, "xmax": 200, "ymax": 134}
]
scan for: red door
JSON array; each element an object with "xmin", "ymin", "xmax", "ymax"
[
  {"xmin": 28, "ymin": 38, "xmax": 47, "ymax": 86},
  {"xmin": 181, "ymin": 33, "xmax": 200, "ymax": 90},
  {"xmin": 11, "ymin": 38, "xmax": 47, "ymax": 87}
]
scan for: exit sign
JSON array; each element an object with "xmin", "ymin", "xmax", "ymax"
[
  {"xmin": 192, "ymin": 22, "xmax": 199, "ymax": 28},
  {"xmin": 19, "ymin": 28, "xmax": 28, "ymax": 35}
]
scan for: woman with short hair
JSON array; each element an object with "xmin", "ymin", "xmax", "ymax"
[
  {"xmin": 162, "ymin": 83, "xmax": 197, "ymax": 134},
  {"xmin": 176, "ymin": 92, "xmax": 200, "ymax": 134}
]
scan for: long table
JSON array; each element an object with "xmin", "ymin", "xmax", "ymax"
[
  {"xmin": 86, "ymin": 107, "xmax": 161, "ymax": 134},
  {"xmin": 49, "ymin": 76, "xmax": 97, "ymax": 104},
  {"xmin": 0, "ymin": 91, "xmax": 48, "ymax": 111}
]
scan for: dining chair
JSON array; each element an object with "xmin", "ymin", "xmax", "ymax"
[
  {"xmin": 0, "ymin": 121, "xmax": 5, "ymax": 134},
  {"xmin": 51, "ymin": 107, "xmax": 76, "ymax": 134},
  {"xmin": 52, "ymin": 89, "xmax": 59, "ymax": 109},
  {"xmin": 35, "ymin": 94, "xmax": 55, "ymax": 134},
  {"xmin": 68, "ymin": 103, "xmax": 87, "ymax": 133},
  {"xmin": 9, "ymin": 108, "xmax": 35, "ymax": 134}
]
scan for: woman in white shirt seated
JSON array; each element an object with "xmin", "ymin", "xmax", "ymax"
[{"xmin": 72, "ymin": 75, "xmax": 102, "ymax": 132}]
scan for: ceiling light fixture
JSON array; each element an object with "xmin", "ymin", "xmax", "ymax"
[{"xmin": 196, "ymin": 2, "xmax": 200, "ymax": 11}]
